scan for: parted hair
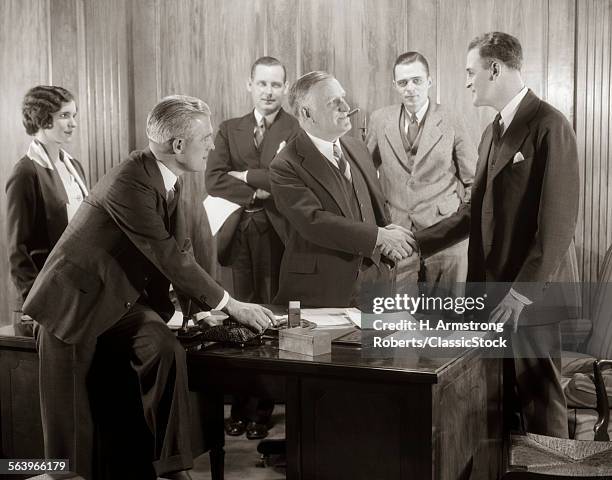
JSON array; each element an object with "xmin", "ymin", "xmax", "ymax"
[
  {"xmin": 22, "ymin": 85, "xmax": 74, "ymax": 136},
  {"xmin": 468, "ymin": 32, "xmax": 523, "ymax": 71},
  {"xmin": 250, "ymin": 56, "xmax": 287, "ymax": 83},
  {"xmin": 288, "ymin": 71, "xmax": 333, "ymax": 119},
  {"xmin": 393, "ymin": 52, "xmax": 430, "ymax": 78},
  {"xmin": 146, "ymin": 95, "xmax": 211, "ymax": 144}
]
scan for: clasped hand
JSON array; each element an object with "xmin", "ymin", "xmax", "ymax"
[{"xmin": 376, "ymin": 224, "xmax": 418, "ymax": 262}]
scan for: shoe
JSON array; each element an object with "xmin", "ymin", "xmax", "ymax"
[
  {"xmin": 224, "ymin": 417, "xmax": 247, "ymax": 436},
  {"xmin": 246, "ymin": 421, "xmax": 269, "ymax": 440}
]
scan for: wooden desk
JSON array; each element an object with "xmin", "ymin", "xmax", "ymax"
[
  {"xmin": 0, "ymin": 326, "xmax": 503, "ymax": 480},
  {"xmin": 187, "ymin": 336, "xmax": 503, "ymax": 480},
  {"xmin": 0, "ymin": 326, "xmax": 43, "ymax": 461}
]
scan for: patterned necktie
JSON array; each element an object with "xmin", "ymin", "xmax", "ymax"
[
  {"xmin": 333, "ymin": 143, "xmax": 350, "ymax": 181},
  {"xmin": 489, "ymin": 113, "xmax": 504, "ymax": 170},
  {"xmin": 406, "ymin": 111, "xmax": 419, "ymax": 145},
  {"xmin": 254, "ymin": 118, "xmax": 266, "ymax": 149},
  {"xmin": 492, "ymin": 113, "xmax": 504, "ymax": 145}
]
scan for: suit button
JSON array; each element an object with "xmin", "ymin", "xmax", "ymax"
[
  {"xmin": 143, "ymin": 276, "xmax": 149, "ymax": 282},
  {"xmin": 125, "ymin": 301, "xmax": 132, "ymax": 309}
]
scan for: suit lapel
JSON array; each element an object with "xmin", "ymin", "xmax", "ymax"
[
  {"xmin": 297, "ymin": 132, "xmax": 352, "ymax": 218},
  {"xmin": 235, "ymin": 112, "xmax": 258, "ymax": 163},
  {"xmin": 142, "ymin": 149, "xmax": 168, "ymax": 199},
  {"xmin": 490, "ymin": 90, "xmax": 539, "ymax": 180},
  {"xmin": 413, "ymin": 104, "xmax": 443, "ymax": 167},
  {"xmin": 383, "ymin": 105, "xmax": 410, "ymax": 170},
  {"xmin": 141, "ymin": 148, "xmax": 174, "ymax": 230},
  {"xmin": 259, "ymin": 109, "xmax": 295, "ymax": 167},
  {"xmin": 34, "ymin": 163, "xmax": 69, "ymax": 246}
]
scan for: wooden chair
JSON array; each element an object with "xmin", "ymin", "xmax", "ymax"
[{"xmin": 504, "ymin": 360, "xmax": 612, "ymax": 478}]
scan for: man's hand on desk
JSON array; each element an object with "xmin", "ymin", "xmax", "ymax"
[
  {"xmin": 224, "ymin": 297, "xmax": 277, "ymax": 333},
  {"xmin": 376, "ymin": 224, "xmax": 418, "ymax": 262}
]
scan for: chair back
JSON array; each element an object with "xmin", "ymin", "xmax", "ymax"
[{"xmin": 585, "ymin": 244, "xmax": 612, "ymax": 358}]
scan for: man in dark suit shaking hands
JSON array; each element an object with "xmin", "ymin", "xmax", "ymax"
[
  {"xmin": 24, "ymin": 95, "xmax": 276, "ymax": 479},
  {"xmin": 462, "ymin": 32, "xmax": 579, "ymax": 437},
  {"xmin": 270, "ymin": 71, "xmax": 415, "ymax": 308}
]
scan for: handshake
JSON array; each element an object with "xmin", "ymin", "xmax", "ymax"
[{"xmin": 376, "ymin": 224, "xmax": 418, "ymax": 262}]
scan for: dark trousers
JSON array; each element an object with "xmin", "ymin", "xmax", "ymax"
[
  {"xmin": 511, "ymin": 322, "xmax": 569, "ymax": 438},
  {"xmin": 230, "ymin": 210, "xmax": 282, "ymax": 423},
  {"xmin": 36, "ymin": 303, "xmax": 193, "ymax": 479},
  {"xmin": 231, "ymin": 210, "xmax": 283, "ymax": 304}
]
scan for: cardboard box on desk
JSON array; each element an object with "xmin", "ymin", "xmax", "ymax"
[{"xmin": 279, "ymin": 326, "xmax": 331, "ymax": 356}]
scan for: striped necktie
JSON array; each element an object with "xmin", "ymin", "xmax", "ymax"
[
  {"xmin": 254, "ymin": 118, "xmax": 266, "ymax": 149},
  {"xmin": 405, "ymin": 111, "xmax": 419, "ymax": 145},
  {"xmin": 333, "ymin": 143, "xmax": 350, "ymax": 181}
]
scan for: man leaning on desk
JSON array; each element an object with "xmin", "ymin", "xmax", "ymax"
[
  {"xmin": 269, "ymin": 71, "xmax": 416, "ymax": 308},
  {"xmin": 22, "ymin": 95, "xmax": 276, "ymax": 480}
]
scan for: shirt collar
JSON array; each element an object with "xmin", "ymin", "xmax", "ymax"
[
  {"xmin": 499, "ymin": 86, "xmax": 528, "ymax": 131},
  {"xmin": 27, "ymin": 139, "xmax": 71, "ymax": 170},
  {"xmin": 254, "ymin": 108, "xmax": 280, "ymax": 128},
  {"xmin": 404, "ymin": 98, "xmax": 429, "ymax": 124},
  {"xmin": 155, "ymin": 160, "xmax": 178, "ymax": 192},
  {"xmin": 305, "ymin": 132, "xmax": 342, "ymax": 163}
]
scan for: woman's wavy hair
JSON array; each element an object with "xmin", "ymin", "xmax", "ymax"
[{"xmin": 22, "ymin": 85, "xmax": 74, "ymax": 136}]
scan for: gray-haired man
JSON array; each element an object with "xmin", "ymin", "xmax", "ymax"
[
  {"xmin": 24, "ymin": 95, "xmax": 276, "ymax": 479},
  {"xmin": 270, "ymin": 72, "xmax": 415, "ymax": 307}
]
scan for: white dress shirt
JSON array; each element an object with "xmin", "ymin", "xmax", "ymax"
[{"xmin": 305, "ymin": 132, "xmax": 351, "ymax": 179}]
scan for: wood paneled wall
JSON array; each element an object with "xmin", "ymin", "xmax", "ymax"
[
  {"xmin": 576, "ymin": 0, "xmax": 612, "ymax": 294},
  {"xmin": 0, "ymin": 0, "xmax": 609, "ymax": 325}
]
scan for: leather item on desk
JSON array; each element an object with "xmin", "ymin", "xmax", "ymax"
[{"xmin": 199, "ymin": 320, "xmax": 263, "ymax": 347}]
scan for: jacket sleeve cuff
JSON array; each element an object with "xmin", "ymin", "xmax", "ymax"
[{"xmin": 509, "ymin": 288, "xmax": 532, "ymax": 306}]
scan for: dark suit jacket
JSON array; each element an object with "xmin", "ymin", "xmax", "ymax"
[
  {"xmin": 6, "ymin": 155, "xmax": 87, "ymax": 310},
  {"xmin": 269, "ymin": 130, "xmax": 391, "ymax": 306},
  {"xmin": 23, "ymin": 149, "xmax": 225, "ymax": 344},
  {"xmin": 205, "ymin": 108, "xmax": 300, "ymax": 244},
  {"xmin": 417, "ymin": 90, "xmax": 579, "ymax": 312}
]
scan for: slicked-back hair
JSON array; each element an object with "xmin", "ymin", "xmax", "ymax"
[
  {"xmin": 393, "ymin": 52, "xmax": 430, "ymax": 78},
  {"xmin": 22, "ymin": 85, "xmax": 74, "ymax": 136},
  {"xmin": 468, "ymin": 31, "xmax": 523, "ymax": 71},
  {"xmin": 289, "ymin": 71, "xmax": 333, "ymax": 120},
  {"xmin": 250, "ymin": 56, "xmax": 287, "ymax": 83},
  {"xmin": 146, "ymin": 95, "xmax": 211, "ymax": 144}
]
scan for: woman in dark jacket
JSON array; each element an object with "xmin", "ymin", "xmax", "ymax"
[{"xmin": 6, "ymin": 85, "xmax": 88, "ymax": 331}]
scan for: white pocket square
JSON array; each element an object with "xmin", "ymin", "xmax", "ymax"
[
  {"xmin": 276, "ymin": 141, "xmax": 287, "ymax": 154},
  {"xmin": 513, "ymin": 152, "xmax": 525, "ymax": 164}
]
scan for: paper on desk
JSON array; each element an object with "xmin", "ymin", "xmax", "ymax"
[
  {"xmin": 299, "ymin": 308, "xmax": 361, "ymax": 328},
  {"xmin": 203, "ymin": 195, "xmax": 241, "ymax": 236}
]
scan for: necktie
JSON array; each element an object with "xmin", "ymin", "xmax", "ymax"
[
  {"xmin": 333, "ymin": 143, "xmax": 350, "ymax": 181},
  {"xmin": 489, "ymin": 114, "xmax": 504, "ymax": 170},
  {"xmin": 167, "ymin": 179, "xmax": 180, "ymax": 215},
  {"xmin": 254, "ymin": 118, "xmax": 266, "ymax": 149},
  {"xmin": 406, "ymin": 112, "xmax": 419, "ymax": 145},
  {"xmin": 492, "ymin": 113, "xmax": 504, "ymax": 145}
]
